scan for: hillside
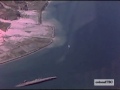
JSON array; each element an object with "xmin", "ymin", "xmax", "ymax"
[{"xmin": 0, "ymin": 1, "xmax": 48, "ymax": 32}]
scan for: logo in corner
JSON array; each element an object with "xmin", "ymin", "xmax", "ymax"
[{"xmin": 94, "ymin": 79, "xmax": 114, "ymax": 86}]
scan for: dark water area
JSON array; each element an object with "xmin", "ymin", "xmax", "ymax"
[
  {"xmin": 63, "ymin": 1, "xmax": 120, "ymax": 89},
  {"xmin": 0, "ymin": 1, "xmax": 120, "ymax": 89},
  {"xmin": 64, "ymin": 19, "xmax": 120, "ymax": 89}
]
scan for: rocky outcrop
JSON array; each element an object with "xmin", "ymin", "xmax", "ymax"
[
  {"xmin": 0, "ymin": 1, "xmax": 48, "ymax": 32},
  {"xmin": 0, "ymin": 9, "xmax": 20, "ymax": 20},
  {"xmin": 26, "ymin": 1, "xmax": 48, "ymax": 11},
  {"xmin": 0, "ymin": 1, "xmax": 20, "ymax": 31},
  {"xmin": 14, "ymin": 1, "xmax": 28, "ymax": 10},
  {"xmin": 0, "ymin": 21, "xmax": 10, "ymax": 32}
]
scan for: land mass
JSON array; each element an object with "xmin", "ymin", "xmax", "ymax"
[{"xmin": 0, "ymin": 1, "xmax": 55, "ymax": 65}]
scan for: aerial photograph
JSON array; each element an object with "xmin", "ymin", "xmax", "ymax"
[{"xmin": 0, "ymin": 1, "xmax": 120, "ymax": 89}]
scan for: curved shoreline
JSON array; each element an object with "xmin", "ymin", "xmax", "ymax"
[
  {"xmin": 0, "ymin": 38, "xmax": 54, "ymax": 65},
  {"xmin": 0, "ymin": 1, "xmax": 56, "ymax": 65},
  {"xmin": 0, "ymin": 25, "xmax": 55, "ymax": 65}
]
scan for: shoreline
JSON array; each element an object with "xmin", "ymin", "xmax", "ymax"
[
  {"xmin": 0, "ymin": 24, "xmax": 55, "ymax": 65},
  {"xmin": 0, "ymin": 38, "xmax": 54, "ymax": 65},
  {"xmin": 0, "ymin": 1, "xmax": 56, "ymax": 65},
  {"xmin": 0, "ymin": 25, "xmax": 55, "ymax": 65}
]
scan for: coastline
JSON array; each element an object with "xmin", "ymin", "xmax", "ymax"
[
  {"xmin": 0, "ymin": 25, "xmax": 55, "ymax": 65},
  {"xmin": 0, "ymin": 35, "xmax": 53, "ymax": 65},
  {"xmin": 0, "ymin": 39, "xmax": 53, "ymax": 65},
  {"xmin": 0, "ymin": 1, "xmax": 55, "ymax": 65}
]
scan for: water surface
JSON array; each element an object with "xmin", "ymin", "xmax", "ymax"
[{"xmin": 0, "ymin": 1, "xmax": 120, "ymax": 89}]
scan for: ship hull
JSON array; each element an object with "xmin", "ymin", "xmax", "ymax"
[{"xmin": 16, "ymin": 76, "xmax": 57, "ymax": 87}]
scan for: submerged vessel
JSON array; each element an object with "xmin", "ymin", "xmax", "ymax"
[{"xmin": 15, "ymin": 76, "xmax": 57, "ymax": 87}]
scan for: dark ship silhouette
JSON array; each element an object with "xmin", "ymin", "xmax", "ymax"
[{"xmin": 15, "ymin": 76, "xmax": 57, "ymax": 87}]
